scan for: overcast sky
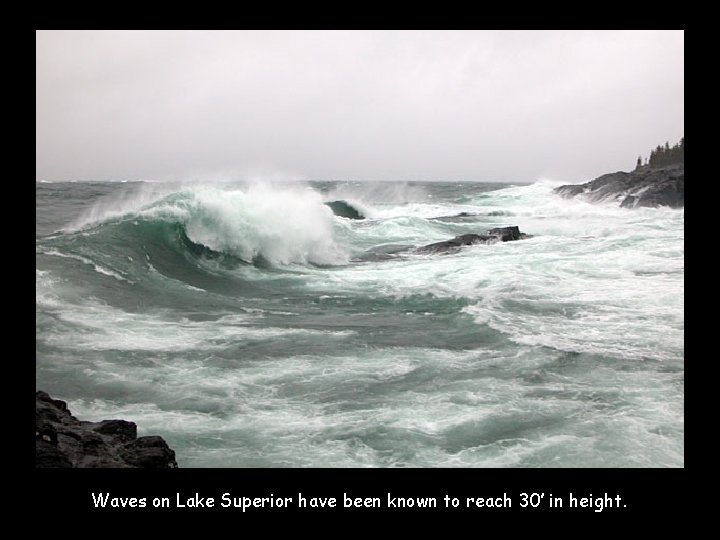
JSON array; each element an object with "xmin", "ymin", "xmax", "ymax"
[{"xmin": 36, "ymin": 30, "xmax": 684, "ymax": 183}]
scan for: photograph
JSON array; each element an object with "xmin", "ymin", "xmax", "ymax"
[{"xmin": 36, "ymin": 30, "xmax": 683, "ymax": 471}]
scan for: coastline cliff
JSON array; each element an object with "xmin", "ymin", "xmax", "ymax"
[{"xmin": 554, "ymin": 138, "xmax": 684, "ymax": 208}]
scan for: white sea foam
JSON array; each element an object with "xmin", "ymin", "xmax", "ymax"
[
  {"xmin": 40, "ymin": 298, "xmax": 355, "ymax": 353},
  {"xmin": 180, "ymin": 184, "xmax": 348, "ymax": 265},
  {"xmin": 68, "ymin": 182, "xmax": 350, "ymax": 266},
  {"xmin": 300, "ymin": 182, "xmax": 684, "ymax": 362},
  {"xmin": 38, "ymin": 249, "xmax": 130, "ymax": 282},
  {"xmin": 64, "ymin": 344, "xmax": 683, "ymax": 467}
]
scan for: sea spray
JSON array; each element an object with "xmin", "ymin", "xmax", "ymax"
[
  {"xmin": 180, "ymin": 184, "xmax": 348, "ymax": 265},
  {"xmin": 63, "ymin": 182, "xmax": 350, "ymax": 266}
]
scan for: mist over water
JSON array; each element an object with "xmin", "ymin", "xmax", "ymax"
[{"xmin": 36, "ymin": 179, "xmax": 684, "ymax": 467}]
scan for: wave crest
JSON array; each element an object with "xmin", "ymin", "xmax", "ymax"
[
  {"xmin": 72, "ymin": 184, "xmax": 350, "ymax": 267},
  {"xmin": 180, "ymin": 186, "xmax": 347, "ymax": 265}
]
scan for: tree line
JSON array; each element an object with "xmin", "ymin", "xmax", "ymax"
[{"xmin": 636, "ymin": 137, "xmax": 684, "ymax": 169}]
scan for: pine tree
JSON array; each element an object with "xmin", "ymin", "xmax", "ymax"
[{"xmin": 647, "ymin": 137, "xmax": 683, "ymax": 168}]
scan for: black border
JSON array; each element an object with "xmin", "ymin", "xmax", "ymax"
[
  {"xmin": 35, "ymin": 468, "xmax": 686, "ymax": 523},
  {"xmin": 34, "ymin": 27, "xmax": 686, "ymax": 524}
]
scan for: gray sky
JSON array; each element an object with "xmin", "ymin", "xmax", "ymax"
[{"xmin": 36, "ymin": 30, "xmax": 684, "ymax": 183}]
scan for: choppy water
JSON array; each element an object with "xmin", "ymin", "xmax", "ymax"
[{"xmin": 35, "ymin": 179, "xmax": 684, "ymax": 467}]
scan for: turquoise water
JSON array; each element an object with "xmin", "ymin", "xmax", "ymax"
[{"xmin": 36, "ymin": 179, "xmax": 684, "ymax": 467}]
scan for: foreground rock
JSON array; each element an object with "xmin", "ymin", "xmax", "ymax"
[
  {"xmin": 416, "ymin": 226, "xmax": 530, "ymax": 254},
  {"xmin": 36, "ymin": 391, "xmax": 178, "ymax": 468},
  {"xmin": 554, "ymin": 164, "xmax": 684, "ymax": 208}
]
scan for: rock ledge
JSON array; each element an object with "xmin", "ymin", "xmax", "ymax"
[
  {"xmin": 554, "ymin": 164, "xmax": 684, "ymax": 208},
  {"xmin": 416, "ymin": 226, "xmax": 530, "ymax": 254},
  {"xmin": 36, "ymin": 390, "xmax": 178, "ymax": 468}
]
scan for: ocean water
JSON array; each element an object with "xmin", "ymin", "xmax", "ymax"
[{"xmin": 35, "ymin": 179, "xmax": 684, "ymax": 467}]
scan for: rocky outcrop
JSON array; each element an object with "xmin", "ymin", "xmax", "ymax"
[
  {"xmin": 325, "ymin": 200, "xmax": 365, "ymax": 219},
  {"xmin": 554, "ymin": 164, "xmax": 684, "ymax": 208},
  {"xmin": 416, "ymin": 226, "xmax": 530, "ymax": 254},
  {"xmin": 35, "ymin": 391, "xmax": 178, "ymax": 468}
]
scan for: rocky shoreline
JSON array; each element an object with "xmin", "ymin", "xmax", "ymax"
[
  {"xmin": 554, "ymin": 164, "xmax": 684, "ymax": 208},
  {"xmin": 35, "ymin": 391, "xmax": 178, "ymax": 468}
]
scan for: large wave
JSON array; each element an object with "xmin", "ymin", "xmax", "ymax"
[{"xmin": 66, "ymin": 184, "xmax": 350, "ymax": 267}]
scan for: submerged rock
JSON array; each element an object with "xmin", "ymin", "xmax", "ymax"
[
  {"xmin": 35, "ymin": 390, "xmax": 178, "ymax": 468},
  {"xmin": 554, "ymin": 164, "xmax": 684, "ymax": 208},
  {"xmin": 355, "ymin": 243, "xmax": 415, "ymax": 262},
  {"xmin": 416, "ymin": 226, "xmax": 529, "ymax": 254},
  {"xmin": 430, "ymin": 211, "xmax": 479, "ymax": 223}
]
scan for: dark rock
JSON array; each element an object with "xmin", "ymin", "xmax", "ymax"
[
  {"xmin": 619, "ymin": 195, "xmax": 636, "ymax": 208},
  {"xmin": 325, "ymin": 200, "xmax": 364, "ymax": 219},
  {"xmin": 554, "ymin": 164, "xmax": 684, "ymax": 208},
  {"xmin": 35, "ymin": 439, "xmax": 73, "ymax": 468},
  {"xmin": 416, "ymin": 226, "xmax": 529, "ymax": 254},
  {"xmin": 355, "ymin": 243, "xmax": 414, "ymax": 262},
  {"xmin": 90, "ymin": 419, "xmax": 137, "ymax": 443},
  {"xmin": 431, "ymin": 210, "xmax": 514, "ymax": 222},
  {"xmin": 36, "ymin": 390, "xmax": 69, "ymax": 411},
  {"xmin": 554, "ymin": 184, "xmax": 585, "ymax": 198},
  {"xmin": 487, "ymin": 226, "xmax": 521, "ymax": 241},
  {"xmin": 80, "ymin": 430, "xmax": 108, "ymax": 455},
  {"xmin": 35, "ymin": 390, "xmax": 178, "ymax": 468},
  {"xmin": 416, "ymin": 234, "xmax": 490, "ymax": 254},
  {"xmin": 122, "ymin": 436, "xmax": 178, "ymax": 468},
  {"xmin": 430, "ymin": 211, "xmax": 479, "ymax": 223},
  {"xmin": 36, "ymin": 391, "xmax": 71, "ymax": 424}
]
